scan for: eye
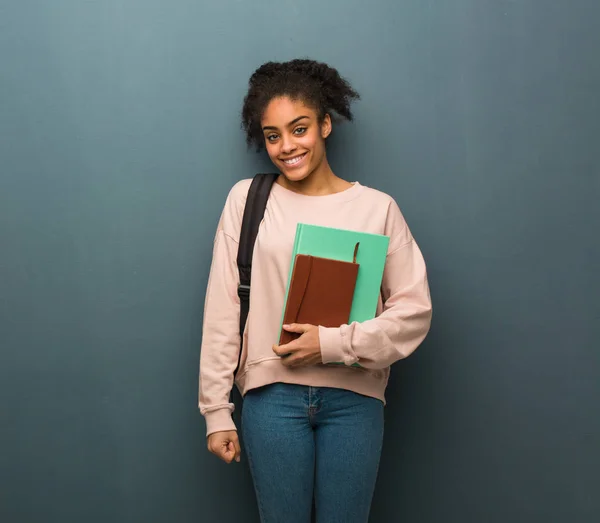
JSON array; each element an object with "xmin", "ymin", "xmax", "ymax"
[
  {"xmin": 266, "ymin": 134, "xmax": 279, "ymax": 143},
  {"xmin": 293, "ymin": 127, "xmax": 307, "ymax": 135}
]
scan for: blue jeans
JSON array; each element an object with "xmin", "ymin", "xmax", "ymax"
[{"xmin": 242, "ymin": 383, "xmax": 384, "ymax": 523}]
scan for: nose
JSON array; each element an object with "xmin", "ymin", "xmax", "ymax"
[{"xmin": 280, "ymin": 134, "xmax": 297, "ymax": 155}]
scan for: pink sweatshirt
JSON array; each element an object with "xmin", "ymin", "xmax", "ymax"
[{"xmin": 199, "ymin": 179, "xmax": 432, "ymax": 436}]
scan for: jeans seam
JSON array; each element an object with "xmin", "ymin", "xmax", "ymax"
[{"xmin": 243, "ymin": 431, "xmax": 269, "ymax": 522}]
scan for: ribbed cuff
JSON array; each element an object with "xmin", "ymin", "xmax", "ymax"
[
  {"xmin": 319, "ymin": 326, "xmax": 346, "ymax": 364},
  {"xmin": 204, "ymin": 408, "xmax": 237, "ymax": 437}
]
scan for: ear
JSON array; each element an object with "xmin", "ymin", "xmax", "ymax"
[{"xmin": 321, "ymin": 113, "xmax": 332, "ymax": 139}]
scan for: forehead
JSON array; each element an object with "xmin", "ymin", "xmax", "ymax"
[{"xmin": 261, "ymin": 96, "xmax": 316, "ymax": 126}]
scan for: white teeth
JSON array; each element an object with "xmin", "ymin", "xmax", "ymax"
[{"xmin": 283, "ymin": 154, "xmax": 305, "ymax": 165}]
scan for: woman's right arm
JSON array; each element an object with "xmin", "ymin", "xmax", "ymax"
[
  {"xmin": 199, "ymin": 229, "xmax": 241, "ymax": 435},
  {"xmin": 198, "ymin": 181, "xmax": 248, "ymax": 441}
]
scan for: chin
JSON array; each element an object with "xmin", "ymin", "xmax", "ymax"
[
  {"xmin": 280, "ymin": 168, "xmax": 311, "ymax": 183},
  {"xmin": 278, "ymin": 159, "xmax": 317, "ymax": 183}
]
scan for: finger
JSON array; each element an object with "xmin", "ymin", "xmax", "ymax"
[
  {"xmin": 273, "ymin": 343, "xmax": 299, "ymax": 357},
  {"xmin": 221, "ymin": 443, "xmax": 234, "ymax": 464},
  {"xmin": 281, "ymin": 353, "xmax": 303, "ymax": 367},
  {"xmin": 282, "ymin": 323, "xmax": 311, "ymax": 333},
  {"xmin": 214, "ymin": 446, "xmax": 230, "ymax": 463},
  {"xmin": 232, "ymin": 436, "xmax": 242, "ymax": 463}
]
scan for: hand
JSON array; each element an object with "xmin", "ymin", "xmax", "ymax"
[
  {"xmin": 207, "ymin": 430, "xmax": 241, "ymax": 464},
  {"xmin": 273, "ymin": 323, "xmax": 322, "ymax": 367}
]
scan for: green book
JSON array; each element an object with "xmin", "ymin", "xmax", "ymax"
[{"xmin": 280, "ymin": 223, "xmax": 390, "ymax": 332}]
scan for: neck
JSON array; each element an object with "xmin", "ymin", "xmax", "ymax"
[{"xmin": 277, "ymin": 157, "xmax": 352, "ymax": 196}]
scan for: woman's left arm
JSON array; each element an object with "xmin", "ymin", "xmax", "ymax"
[
  {"xmin": 274, "ymin": 199, "xmax": 433, "ymax": 370},
  {"xmin": 319, "ymin": 233, "xmax": 432, "ymax": 369}
]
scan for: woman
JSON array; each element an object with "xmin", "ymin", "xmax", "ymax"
[{"xmin": 199, "ymin": 59, "xmax": 432, "ymax": 523}]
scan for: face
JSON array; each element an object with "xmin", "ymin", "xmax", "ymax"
[{"xmin": 261, "ymin": 96, "xmax": 332, "ymax": 182}]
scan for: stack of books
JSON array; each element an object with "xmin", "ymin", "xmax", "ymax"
[{"xmin": 279, "ymin": 224, "xmax": 390, "ymax": 359}]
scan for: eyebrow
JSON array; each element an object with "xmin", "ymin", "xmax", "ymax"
[{"xmin": 262, "ymin": 115, "xmax": 309, "ymax": 132}]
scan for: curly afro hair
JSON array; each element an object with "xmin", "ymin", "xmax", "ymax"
[{"xmin": 241, "ymin": 59, "xmax": 360, "ymax": 150}]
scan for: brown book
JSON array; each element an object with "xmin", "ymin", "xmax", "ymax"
[{"xmin": 279, "ymin": 243, "xmax": 360, "ymax": 346}]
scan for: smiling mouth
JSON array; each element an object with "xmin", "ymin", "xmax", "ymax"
[{"xmin": 281, "ymin": 152, "xmax": 307, "ymax": 166}]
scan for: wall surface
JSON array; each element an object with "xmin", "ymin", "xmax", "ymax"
[{"xmin": 1, "ymin": 1, "xmax": 598, "ymax": 522}]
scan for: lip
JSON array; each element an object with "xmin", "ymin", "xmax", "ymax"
[{"xmin": 280, "ymin": 152, "xmax": 308, "ymax": 169}]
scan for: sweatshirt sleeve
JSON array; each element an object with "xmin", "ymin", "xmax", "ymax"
[
  {"xmin": 319, "ymin": 199, "xmax": 432, "ymax": 369},
  {"xmin": 198, "ymin": 182, "xmax": 247, "ymax": 436}
]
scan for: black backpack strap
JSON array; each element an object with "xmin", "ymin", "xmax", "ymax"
[{"xmin": 235, "ymin": 173, "xmax": 278, "ymax": 373}]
